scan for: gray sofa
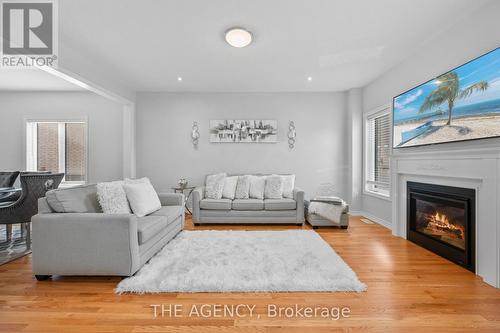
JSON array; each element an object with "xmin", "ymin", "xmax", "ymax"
[
  {"xmin": 192, "ymin": 182, "xmax": 305, "ymax": 225},
  {"xmin": 31, "ymin": 184, "xmax": 184, "ymax": 280}
]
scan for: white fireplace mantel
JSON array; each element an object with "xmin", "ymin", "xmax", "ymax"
[{"xmin": 390, "ymin": 147, "xmax": 500, "ymax": 288}]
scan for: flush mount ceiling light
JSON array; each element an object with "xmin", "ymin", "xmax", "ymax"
[{"xmin": 225, "ymin": 28, "xmax": 253, "ymax": 48}]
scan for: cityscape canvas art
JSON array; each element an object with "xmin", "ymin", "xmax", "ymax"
[
  {"xmin": 209, "ymin": 120, "xmax": 278, "ymax": 143},
  {"xmin": 393, "ymin": 47, "xmax": 500, "ymax": 148}
]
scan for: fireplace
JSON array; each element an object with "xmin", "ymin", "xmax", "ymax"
[{"xmin": 407, "ymin": 182, "xmax": 475, "ymax": 272}]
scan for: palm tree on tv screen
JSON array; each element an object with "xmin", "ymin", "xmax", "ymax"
[{"xmin": 419, "ymin": 72, "xmax": 489, "ymax": 125}]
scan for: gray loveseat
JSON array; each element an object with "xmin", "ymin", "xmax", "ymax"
[
  {"xmin": 31, "ymin": 184, "xmax": 184, "ymax": 280},
  {"xmin": 192, "ymin": 177, "xmax": 305, "ymax": 225}
]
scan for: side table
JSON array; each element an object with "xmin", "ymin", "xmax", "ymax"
[{"xmin": 171, "ymin": 186, "xmax": 196, "ymax": 215}]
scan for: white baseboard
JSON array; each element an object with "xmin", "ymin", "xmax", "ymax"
[{"xmin": 349, "ymin": 211, "xmax": 391, "ymax": 230}]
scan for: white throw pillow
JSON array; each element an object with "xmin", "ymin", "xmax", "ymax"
[
  {"xmin": 249, "ymin": 176, "xmax": 266, "ymax": 200},
  {"xmin": 264, "ymin": 175, "xmax": 284, "ymax": 199},
  {"xmin": 205, "ymin": 173, "xmax": 226, "ymax": 199},
  {"xmin": 235, "ymin": 175, "xmax": 251, "ymax": 199},
  {"xmin": 122, "ymin": 181, "xmax": 161, "ymax": 217},
  {"xmin": 96, "ymin": 181, "xmax": 131, "ymax": 214},
  {"xmin": 222, "ymin": 176, "xmax": 238, "ymax": 200},
  {"xmin": 281, "ymin": 174, "xmax": 296, "ymax": 199}
]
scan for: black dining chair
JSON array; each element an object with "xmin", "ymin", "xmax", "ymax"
[
  {"xmin": 0, "ymin": 171, "xmax": 20, "ymax": 204},
  {"xmin": 0, "ymin": 171, "xmax": 51, "ymax": 205},
  {"xmin": 0, "ymin": 171, "xmax": 20, "ymax": 188},
  {"xmin": 0, "ymin": 173, "xmax": 64, "ymax": 252}
]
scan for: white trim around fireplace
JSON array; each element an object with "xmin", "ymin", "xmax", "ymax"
[{"xmin": 391, "ymin": 147, "xmax": 500, "ymax": 288}]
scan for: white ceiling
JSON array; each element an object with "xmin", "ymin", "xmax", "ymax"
[
  {"xmin": 3, "ymin": 0, "xmax": 492, "ymax": 93},
  {"xmin": 0, "ymin": 69, "xmax": 85, "ymax": 91}
]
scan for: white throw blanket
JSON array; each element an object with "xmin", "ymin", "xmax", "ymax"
[{"xmin": 308, "ymin": 196, "xmax": 347, "ymax": 223}]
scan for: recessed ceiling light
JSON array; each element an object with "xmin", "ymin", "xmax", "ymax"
[
  {"xmin": 307, "ymin": 76, "xmax": 313, "ymax": 81},
  {"xmin": 177, "ymin": 77, "xmax": 182, "ymax": 81},
  {"xmin": 225, "ymin": 28, "xmax": 253, "ymax": 48}
]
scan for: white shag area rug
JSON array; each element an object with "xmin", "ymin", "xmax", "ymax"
[{"xmin": 116, "ymin": 230, "xmax": 366, "ymax": 293}]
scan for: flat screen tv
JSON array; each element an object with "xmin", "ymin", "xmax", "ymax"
[{"xmin": 393, "ymin": 47, "xmax": 500, "ymax": 148}]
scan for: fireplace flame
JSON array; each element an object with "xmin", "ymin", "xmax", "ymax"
[
  {"xmin": 427, "ymin": 212, "xmax": 465, "ymax": 240},
  {"xmin": 434, "ymin": 212, "xmax": 447, "ymax": 224}
]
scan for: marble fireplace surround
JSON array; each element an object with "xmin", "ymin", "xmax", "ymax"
[{"xmin": 391, "ymin": 148, "xmax": 500, "ymax": 288}]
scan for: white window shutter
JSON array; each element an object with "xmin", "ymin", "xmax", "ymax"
[{"xmin": 365, "ymin": 110, "xmax": 391, "ymax": 197}]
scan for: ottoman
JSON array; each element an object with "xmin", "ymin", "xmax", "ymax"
[{"xmin": 304, "ymin": 200, "xmax": 349, "ymax": 229}]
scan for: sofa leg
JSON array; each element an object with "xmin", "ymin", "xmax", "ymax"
[
  {"xmin": 194, "ymin": 223, "xmax": 200, "ymax": 226},
  {"xmin": 296, "ymin": 223, "xmax": 303, "ymax": 226},
  {"xmin": 35, "ymin": 275, "xmax": 52, "ymax": 281},
  {"xmin": 341, "ymin": 225, "xmax": 348, "ymax": 229},
  {"xmin": 312, "ymin": 226, "xmax": 319, "ymax": 230}
]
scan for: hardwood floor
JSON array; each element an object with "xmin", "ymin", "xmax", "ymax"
[{"xmin": 1, "ymin": 215, "xmax": 499, "ymax": 333}]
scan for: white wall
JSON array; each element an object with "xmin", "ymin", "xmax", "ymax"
[
  {"xmin": 0, "ymin": 91, "xmax": 124, "ymax": 183},
  {"xmin": 347, "ymin": 88, "xmax": 363, "ymax": 212},
  {"xmin": 59, "ymin": 41, "xmax": 136, "ymax": 102},
  {"xmin": 136, "ymin": 92, "xmax": 349, "ymax": 199},
  {"xmin": 361, "ymin": 0, "xmax": 500, "ymax": 225}
]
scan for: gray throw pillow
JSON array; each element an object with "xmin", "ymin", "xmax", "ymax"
[
  {"xmin": 46, "ymin": 184, "xmax": 101, "ymax": 213},
  {"xmin": 265, "ymin": 175, "xmax": 284, "ymax": 199},
  {"xmin": 222, "ymin": 176, "xmax": 238, "ymax": 200},
  {"xmin": 235, "ymin": 175, "xmax": 251, "ymax": 199},
  {"xmin": 280, "ymin": 174, "xmax": 296, "ymax": 199},
  {"xmin": 205, "ymin": 173, "xmax": 226, "ymax": 199},
  {"xmin": 249, "ymin": 176, "xmax": 266, "ymax": 200}
]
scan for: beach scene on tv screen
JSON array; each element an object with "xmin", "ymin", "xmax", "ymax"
[{"xmin": 393, "ymin": 48, "xmax": 500, "ymax": 148}]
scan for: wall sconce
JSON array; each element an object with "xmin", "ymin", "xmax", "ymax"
[
  {"xmin": 191, "ymin": 121, "xmax": 200, "ymax": 147},
  {"xmin": 287, "ymin": 121, "xmax": 296, "ymax": 149}
]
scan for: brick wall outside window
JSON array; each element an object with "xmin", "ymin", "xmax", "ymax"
[
  {"xmin": 65, "ymin": 123, "xmax": 86, "ymax": 181},
  {"xmin": 31, "ymin": 121, "xmax": 86, "ymax": 183},
  {"xmin": 37, "ymin": 123, "xmax": 59, "ymax": 173}
]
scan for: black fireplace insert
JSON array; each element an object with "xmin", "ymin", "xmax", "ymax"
[{"xmin": 407, "ymin": 182, "xmax": 475, "ymax": 272}]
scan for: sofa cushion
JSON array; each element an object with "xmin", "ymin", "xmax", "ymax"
[
  {"xmin": 46, "ymin": 184, "xmax": 101, "ymax": 213},
  {"xmin": 137, "ymin": 215, "xmax": 167, "ymax": 245},
  {"xmin": 200, "ymin": 209, "xmax": 297, "ymax": 218},
  {"xmin": 149, "ymin": 206, "xmax": 184, "ymax": 222},
  {"xmin": 232, "ymin": 199, "xmax": 264, "ymax": 211},
  {"xmin": 200, "ymin": 198, "xmax": 232, "ymax": 210},
  {"xmin": 264, "ymin": 198, "xmax": 296, "ymax": 210}
]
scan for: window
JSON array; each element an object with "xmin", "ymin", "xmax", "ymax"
[
  {"xmin": 26, "ymin": 120, "xmax": 87, "ymax": 185},
  {"xmin": 365, "ymin": 109, "xmax": 391, "ymax": 197}
]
